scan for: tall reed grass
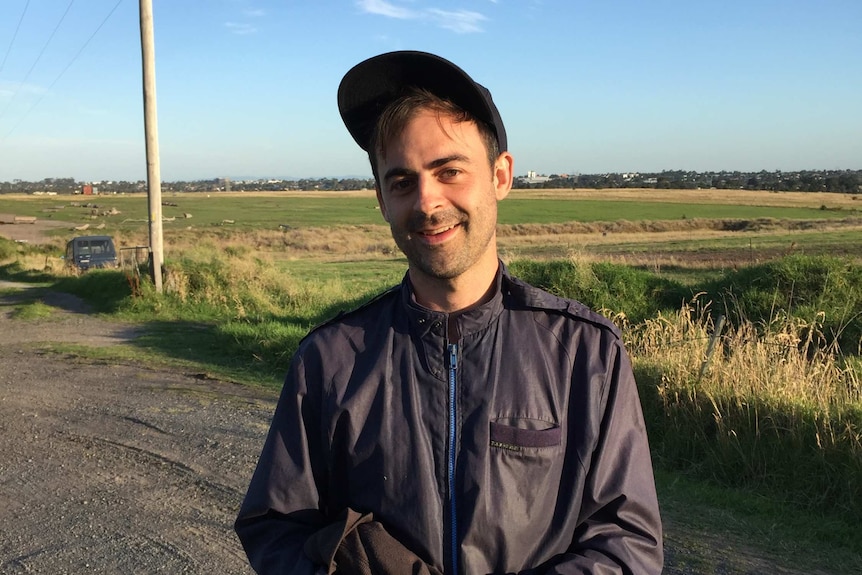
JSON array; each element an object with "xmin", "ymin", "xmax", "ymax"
[{"xmin": 627, "ymin": 298, "xmax": 862, "ymax": 521}]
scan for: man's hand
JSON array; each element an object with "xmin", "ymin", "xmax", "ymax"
[
  {"xmin": 304, "ymin": 508, "xmax": 442, "ymax": 575},
  {"xmin": 334, "ymin": 520, "xmax": 443, "ymax": 575}
]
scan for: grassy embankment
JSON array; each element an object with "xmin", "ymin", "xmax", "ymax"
[{"xmin": 2, "ymin": 188, "xmax": 861, "ymax": 571}]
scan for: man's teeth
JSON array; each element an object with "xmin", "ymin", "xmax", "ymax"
[{"xmin": 425, "ymin": 225, "xmax": 454, "ymax": 235}]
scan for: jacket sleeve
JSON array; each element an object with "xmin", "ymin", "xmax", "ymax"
[
  {"xmin": 234, "ymin": 352, "xmax": 331, "ymax": 575},
  {"xmin": 525, "ymin": 339, "xmax": 663, "ymax": 575},
  {"xmin": 235, "ymin": 350, "xmax": 444, "ymax": 575}
]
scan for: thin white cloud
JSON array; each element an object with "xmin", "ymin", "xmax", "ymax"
[
  {"xmin": 0, "ymin": 82, "xmax": 45, "ymax": 97},
  {"xmin": 356, "ymin": 1, "xmax": 488, "ymax": 33},
  {"xmin": 243, "ymin": 8, "xmax": 265, "ymax": 17},
  {"xmin": 0, "ymin": 82, "xmax": 45, "ymax": 109},
  {"xmin": 426, "ymin": 8, "xmax": 486, "ymax": 34},
  {"xmin": 357, "ymin": 0, "xmax": 416, "ymax": 19},
  {"xmin": 225, "ymin": 22, "xmax": 257, "ymax": 35}
]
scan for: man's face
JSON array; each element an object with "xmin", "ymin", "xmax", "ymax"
[{"xmin": 375, "ymin": 109, "xmax": 511, "ymax": 282}]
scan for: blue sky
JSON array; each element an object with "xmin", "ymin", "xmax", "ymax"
[{"xmin": 0, "ymin": 0, "xmax": 859, "ymax": 182}]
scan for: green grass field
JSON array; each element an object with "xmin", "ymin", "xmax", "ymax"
[
  {"xmin": 2, "ymin": 190, "xmax": 858, "ymax": 231},
  {"xmin": 498, "ymin": 198, "xmax": 849, "ymax": 223}
]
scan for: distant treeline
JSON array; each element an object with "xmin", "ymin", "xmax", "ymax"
[
  {"xmin": 515, "ymin": 169, "xmax": 862, "ymax": 194},
  {"xmin": 1, "ymin": 169, "xmax": 860, "ymax": 195}
]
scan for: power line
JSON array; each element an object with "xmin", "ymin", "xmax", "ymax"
[
  {"xmin": 0, "ymin": 0, "xmax": 31, "ymax": 75},
  {"xmin": 0, "ymin": 0, "xmax": 76, "ymax": 121},
  {"xmin": 1, "ymin": 0, "xmax": 125, "ymax": 142}
]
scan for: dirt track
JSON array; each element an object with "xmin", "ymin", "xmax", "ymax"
[
  {"xmin": 0, "ymin": 285, "xmax": 271, "ymax": 574},
  {"xmin": 0, "ymin": 214, "xmax": 70, "ymax": 245}
]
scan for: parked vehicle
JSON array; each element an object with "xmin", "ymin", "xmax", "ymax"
[{"xmin": 65, "ymin": 235, "xmax": 119, "ymax": 271}]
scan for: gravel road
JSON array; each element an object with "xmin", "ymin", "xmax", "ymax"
[{"xmin": 0, "ymin": 283, "xmax": 271, "ymax": 574}]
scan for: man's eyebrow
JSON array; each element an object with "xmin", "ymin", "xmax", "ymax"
[
  {"xmin": 382, "ymin": 167, "xmax": 417, "ymax": 182},
  {"xmin": 427, "ymin": 154, "xmax": 469, "ymax": 169},
  {"xmin": 382, "ymin": 155, "xmax": 469, "ymax": 182}
]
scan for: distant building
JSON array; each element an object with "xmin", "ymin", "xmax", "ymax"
[{"xmin": 520, "ymin": 170, "xmax": 551, "ymax": 185}]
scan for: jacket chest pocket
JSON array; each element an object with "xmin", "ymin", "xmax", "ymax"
[
  {"xmin": 465, "ymin": 417, "xmax": 567, "ymax": 560},
  {"xmin": 489, "ymin": 419, "xmax": 561, "ymax": 452},
  {"xmin": 487, "ymin": 417, "xmax": 564, "ymax": 500}
]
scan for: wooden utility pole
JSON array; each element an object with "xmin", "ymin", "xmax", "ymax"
[{"xmin": 139, "ymin": 0, "xmax": 163, "ymax": 292}]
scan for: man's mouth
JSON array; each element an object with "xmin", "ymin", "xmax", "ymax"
[
  {"xmin": 419, "ymin": 223, "xmax": 456, "ymax": 236},
  {"xmin": 415, "ymin": 222, "xmax": 460, "ymax": 244}
]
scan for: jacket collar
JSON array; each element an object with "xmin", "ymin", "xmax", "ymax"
[{"xmin": 400, "ymin": 263, "xmax": 507, "ymax": 341}]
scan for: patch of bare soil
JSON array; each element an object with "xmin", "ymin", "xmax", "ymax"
[
  {"xmin": 0, "ymin": 284, "xmax": 841, "ymax": 574},
  {"xmin": 0, "ymin": 285, "xmax": 272, "ymax": 574},
  {"xmin": 0, "ymin": 213, "xmax": 70, "ymax": 245}
]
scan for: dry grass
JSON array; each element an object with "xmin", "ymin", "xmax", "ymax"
[
  {"xmin": 133, "ymin": 213, "xmax": 862, "ymax": 269},
  {"xmin": 497, "ymin": 216, "xmax": 862, "ymax": 237},
  {"xmin": 498, "ymin": 218, "xmax": 862, "ymax": 268},
  {"xmin": 627, "ymin": 297, "xmax": 862, "ymax": 516},
  {"xmin": 156, "ymin": 244, "xmax": 353, "ymax": 320},
  {"xmin": 630, "ymin": 300, "xmax": 861, "ymax": 411},
  {"xmin": 507, "ymin": 188, "xmax": 862, "ymax": 209},
  {"xmin": 155, "ymin": 225, "xmax": 398, "ymax": 263}
]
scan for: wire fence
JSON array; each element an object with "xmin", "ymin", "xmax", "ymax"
[{"xmin": 119, "ymin": 245, "xmax": 149, "ymax": 295}]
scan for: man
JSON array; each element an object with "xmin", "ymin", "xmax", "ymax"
[{"xmin": 235, "ymin": 51, "xmax": 663, "ymax": 574}]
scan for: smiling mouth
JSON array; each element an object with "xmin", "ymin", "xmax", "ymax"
[
  {"xmin": 413, "ymin": 222, "xmax": 461, "ymax": 244},
  {"xmin": 418, "ymin": 223, "xmax": 458, "ymax": 237}
]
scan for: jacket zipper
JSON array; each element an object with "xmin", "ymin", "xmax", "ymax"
[{"xmin": 447, "ymin": 342, "xmax": 459, "ymax": 575}]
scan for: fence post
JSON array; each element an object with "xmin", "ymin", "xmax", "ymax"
[{"xmin": 698, "ymin": 314, "xmax": 726, "ymax": 381}]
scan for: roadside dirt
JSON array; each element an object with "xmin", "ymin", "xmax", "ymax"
[
  {"xmin": 0, "ymin": 282, "xmax": 842, "ymax": 574},
  {"xmin": 0, "ymin": 213, "xmax": 70, "ymax": 245},
  {"xmin": 0, "ymin": 283, "xmax": 272, "ymax": 574}
]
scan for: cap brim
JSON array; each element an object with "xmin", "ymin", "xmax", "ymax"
[{"xmin": 337, "ymin": 51, "xmax": 506, "ymax": 153}]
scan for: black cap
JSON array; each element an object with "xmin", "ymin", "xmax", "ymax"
[{"xmin": 337, "ymin": 51, "xmax": 507, "ymax": 154}]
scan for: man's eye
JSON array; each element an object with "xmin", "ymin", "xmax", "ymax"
[
  {"xmin": 390, "ymin": 179, "xmax": 413, "ymax": 193},
  {"xmin": 440, "ymin": 168, "xmax": 460, "ymax": 179}
]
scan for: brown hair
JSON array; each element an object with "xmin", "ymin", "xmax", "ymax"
[{"xmin": 368, "ymin": 87, "xmax": 500, "ymax": 185}]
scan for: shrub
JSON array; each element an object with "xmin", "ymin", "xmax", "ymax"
[
  {"xmin": 0, "ymin": 237, "xmax": 15, "ymax": 262},
  {"xmin": 509, "ymin": 257, "xmax": 690, "ymax": 323},
  {"xmin": 0, "ymin": 239, "xmax": 66, "ymax": 281},
  {"xmin": 706, "ymin": 254, "xmax": 862, "ymax": 353}
]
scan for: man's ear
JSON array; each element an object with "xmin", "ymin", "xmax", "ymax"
[
  {"xmin": 375, "ymin": 185, "xmax": 390, "ymax": 223},
  {"xmin": 493, "ymin": 151, "xmax": 514, "ymax": 201}
]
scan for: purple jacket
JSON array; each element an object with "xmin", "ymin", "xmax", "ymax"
[{"xmin": 235, "ymin": 265, "xmax": 663, "ymax": 574}]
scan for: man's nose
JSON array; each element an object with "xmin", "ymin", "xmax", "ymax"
[{"xmin": 414, "ymin": 176, "xmax": 446, "ymax": 214}]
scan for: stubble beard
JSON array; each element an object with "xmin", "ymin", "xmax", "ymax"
[{"xmin": 392, "ymin": 207, "xmax": 495, "ymax": 280}]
